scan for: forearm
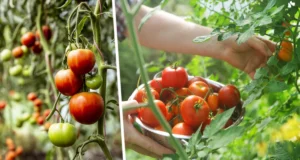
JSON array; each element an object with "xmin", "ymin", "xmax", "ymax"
[{"xmin": 129, "ymin": 6, "xmax": 226, "ymax": 60}]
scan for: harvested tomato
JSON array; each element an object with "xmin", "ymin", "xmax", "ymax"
[
  {"xmin": 33, "ymin": 98, "xmax": 43, "ymax": 107},
  {"xmin": 160, "ymin": 89, "xmax": 175, "ymax": 102},
  {"xmin": 48, "ymin": 123, "xmax": 77, "ymax": 147},
  {"xmin": 162, "ymin": 66, "xmax": 188, "ymax": 88},
  {"xmin": 27, "ymin": 92, "xmax": 37, "ymax": 101},
  {"xmin": 172, "ymin": 122, "xmax": 194, "ymax": 136},
  {"xmin": 0, "ymin": 100, "xmax": 6, "ymax": 110},
  {"xmin": 171, "ymin": 115, "xmax": 183, "ymax": 126},
  {"xmin": 69, "ymin": 92, "xmax": 104, "ymax": 124},
  {"xmin": 188, "ymin": 81, "xmax": 210, "ymax": 98},
  {"xmin": 134, "ymin": 88, "xmax": 159, "ymax": 103},
  {"xmin": 187, "ymin": 76, "xmax": 208, "ymax": 87},
  {"xmin": 155, "ymin": 125, "xmax": 165, "ymax": 131},
  {"xmin": 67, "ymin": 49, "xmax": 95, "ymax": 75},
  {"xmin": 174, "ymin": 87, "xmax": 191, "ymax": 100},
  {"xmin": 165, "ymin": 102, "xmax": 177, "ymax": 121},
  {"xmin": 12, "ymin": 46, "xmax": 24, "ymax": 58},
  {"xmin": 180, "ymin": 95, "xmax": 210, "ymax": 128},
  {"xmin": 21, "ymin": 32, "xmax": 36, "ymax": 47},
  {"xmin": 218, "ymin": 85, "xmax": 240, "ymax": 108},
  {"xmin": 150, "ymin": 78, "xmax": 163, "ymax": 93},
  {"xmin": 36, "ymin": 25, "xmax": 52, "ymax": 40},
  {"xmin": 55, "ymin": 69, "xmax": 83, "ymax": 96},
  {"xmin": 138, "ymin": 100, "xmax": 167, "ymax": 127},
  {"xmin": 207, "ymin": 93, "xmax": 219, "ymax": 113},
  {"xmin": 31, "ymin": 41, "xmax": 43, "ymax": 54}
]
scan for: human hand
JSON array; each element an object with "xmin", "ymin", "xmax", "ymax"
[
  {"xmin": 220, "ymin": 36, "xmax": 276, "ymax": 78},
  {"xmin": 121, "ymin": 100, "xmax": 174, "ymax": 158}
]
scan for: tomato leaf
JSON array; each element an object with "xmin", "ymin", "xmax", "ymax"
[
  {"xmin": 254, "ymin": 67, "xmax": 268, "ymax": 79},
  {"xmin": 270, "ymin": 5, "xmax": 285, "ymax": 16},
  {"xmin": 268, "ymin": 141, "xmax": 300, "ymax": 160},
  {"xmin": 77, "ymin": 16, "xmax": 88, "ymax": 37},
  {"xmin": 257, "ymin": 117, "xmax": 272, "ymax": 132},
  {"xmin": 207, "ymin": 126, "xmax": 244, "ymax": 149},
  {"xmin": 58, "ymin": 0, "xmax": 72, "ymax": 9},
  {"xmin": 264, "ymin": 0, "xmax": 276, "ymax": 12},
  {"xmin": 265, "ymin": 80, "xmax": 288, "ymax": 93},
  {"xmin": 257, "ymin": 16, "xmax": 272, "ymax": 26},
  {"xmin": 202, "ymin": 108, "xmax": 235, "ymax": 138},
  {"xmin": 186, "ymin": 127, "xmax": 202, "ymax": 156},
  {"xmin": 280, "ymin": 60, "xmax": 297, "ymax": 75},
  {"xmin": 237, "ymin": 27, "xmax": 254, "ymax": 45},
  {"xmin": 193, "ymin": 35, "xmax": 213, "ymax": 43}
]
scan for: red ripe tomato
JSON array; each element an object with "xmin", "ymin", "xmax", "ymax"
[
  {"xmin": 0, "ymin": 100, "xmax": 6, "ymax": 110},
  {"xmin": 55, "ymin": 69, "xmax": 83, "ymax": 96},
  {"xmin": 207, "ymin": 93, "xmax": 219, "ymax": 113},
  {"xmin": 174, "ymin": 87, "xmax": 191, "ymax": 100},
  {"xmin": 171, "ymin": 115, "xmax": 183, "ymax": 126},
  {"xmin": 188, "ymin": 81, "xmax": 210, "ymax": 98},
  {"xmin": 31, "ymin": 41, "xmax": 43, "ymax": 54},
  {"xmin": 138, "ymin": 100, "xmax": 167, "ymax": 127},
  {"xmin": 224, "ymin": 119, "xmax": 233, "ymax": 129},
  {"xmin": 180, "ymin": 95, "xmax": 210, "ymax": 128},
  {"xmin": 36, "ymin": 25, "xmax": 52, "ymax": 40},
  {"xmin": 33, "ymin": 99, "xmax": 43, "ymax": 107},
  {"xmin": 160, "ymin": 89, "xmax": 174, "ymax": 102},
  {"xmin": 218, "ymin": 85, "xmax": 240, "ymax": 108},
  {"xmin": 161, "ymin": 66, "xmax": 188, "ymax": 88},
  {"xmin": 69, "ymin": 92, "xmax": 104, "ymax": 124},
  {"xmin": 27, "ymin": 92, "xmax": 38, "ymax": 101},
  {"xmin": 134, "ymin": 88, "xmax": 159, "ymax": 103},
  {"xmin": 37, "ymin": 116, "xmax": 44, "ymax": 125},
  {"xmin": 201, "ymin": 118, "xmax": 211, "ymax": 132},
  {"xmin": 43, "ymin": 109, "xmax": 51, "ymax": 118},
  {"xmin": 187, "ymin": 76, "xmax": 208, "ymax": 87},
  {"xmin": 155, "ymin": 125, "xmax": 165, "ymax": 131},
  {"xmin": 149, "ymin": 78, "xmax": 163, "ymax": 93},
  {"xmin": 172, "ymin": 122, "xmax": 194, "ymax": 136},
  {"xmin": 21, "ymin": 32, "xmax": 36, "ymax": 47},
  {"xmin": 165, "ymin": 102, "xmax": 179, "ymax": 121},
  {"xmin": 12, "ymin": 46, "xmax": 24, "ymax": 58},
  {"xmin": 67, "ymin": 49, "xmax": 95, "ymax": 75}
]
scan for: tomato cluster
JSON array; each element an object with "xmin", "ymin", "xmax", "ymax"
[
  {"xmin": 135, "ymin": 66, "xmax": 241, "ymax": 136},
  {"xmin": 4, "ymin": 138, "xmax": 23, "ymax": 160}
]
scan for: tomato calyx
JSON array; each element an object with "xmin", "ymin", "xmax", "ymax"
[{"xmin": 193, "ymin": 100, "xmax": 205, "ymax": 111}]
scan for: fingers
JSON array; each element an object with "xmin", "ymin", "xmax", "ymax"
[
  {"xmin": 248, "ymin": 36, "xmax": 273, "ymax": 57},
  {"xmin": 257, "ymin": 36, "xmax": 276, "ymax": 53},
  {"xmin": 122, "ymin": 100, "xmax": 139, "ymax": 115},
  {"xmin": 127, "ymin": 144, "xmax": 162, "ymax": 159}
]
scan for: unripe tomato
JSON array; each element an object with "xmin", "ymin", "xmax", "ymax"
[
  {"xmin": 138, "ymin": 100, "xmax": 167, "ymax": 127},
  {"xmin": 21, "ymin": 32, "xmax": 36, "ymax": 47},
  {"xmin": 162, "ymin": 66, "xmax": 188, "ymax": 88},
  {"xmin": 0, "ymin": 100, "xmax": 6, "ymax": 110},
  {"xmin": 21, "ymin": 45, "xmax": 29, "ymax": 55},
  {"xmin": 48, "ymin": 123, "xmax": 77, "ymax": 147},
  {"xmin": 20, "ymin": 113, "xmax": 31, "ymax": 122},
  {"xmin": 180, "ymin": 95, "xmax": 210, "ymax": 128},
  {"xmin": 172, "ymin": 122, "xmax": 194, "ymax": 136},
  {"xmin": 218, "ymin": 85, "xmax": 240, "ymax": 108},
  {"xmin": 17, "ymin": 78, "xmax": 25, "ymax": 85},
  {"xmin": 55, "ymin": 69, "xmax": 83, "ymax": 96},
  {"xmin": 69, "ymin": 92, "xmax": 104, "ymax": 124},
  {"xmin": 16, "ymin": 118, "xmax": 24, "ymax": 128},
  {"xmin": 27, "ymin": 92, "xmax": 37, "ymax": 101},
  {"xmin": 85, "ymin": 75, "xmax": 102, "ymax": 89},
  {"xmin": 9, "ymin": 65, "xmax": 22, "ymax": 76},
  {"xmin": 33, "ymin": 98, "xmax": 43, "ymax": 107},
  {"xmin": 11, "ymin": 92, "xmax": 21, "ymax": 102},
  {"xmin": 14, "ymin": 58, "xmax": 24, "ymax": 65},
  {"xmin": 12, "ymin": 46, "xmax": 24, "ymax": 58},
  {"xmin": 67, "ymin": 49, "xmax": 95, "ymax": 75},
  {"xmin": 22, "ymin": 68, "xmax": 31, "ymax": 77},
  {"xmin": 1, "ymin": 49, "xmax": 12, "ymax": 61},
  {"xmin": 31, "ymin": 41, "xmax": 43, "ymax": 54},
  {"xmin": 36, "ymin": 25, "xmax": 52, "ymax": 40}
]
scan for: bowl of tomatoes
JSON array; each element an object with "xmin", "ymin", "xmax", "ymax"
[{"xmin": 128, "ymin": 66, "xmax": 245, "ymax": 149}]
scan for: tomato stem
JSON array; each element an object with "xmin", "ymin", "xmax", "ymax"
[{"xmin": 46, "ymin": 93, "xmax": 61, "ymax": 121}]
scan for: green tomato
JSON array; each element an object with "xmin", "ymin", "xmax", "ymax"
[
  {"xmin": 29, "ymin": 117, "xmax": 36, "ymax": 125},
  {"xmin": 12, "ymin": 92, "xmax": 22, "ymax": 102},
  {"xmin": 20, "ymin": 113, "xmax": 31, "ymax": 122},
  {"xmin": 20, "ymin": 27, "xmax": 28, "ymax": 35},
  {"xmin": 21, "ymin": 45, "xmax": 29, "ymax": 55},
  {"xmin": 16, "ymin": 118, "xmax": 24, "ymax": 128},
  {"xmin": 85, "ymin": 75, "xmax": 102, "ymax": 89},
  {"xmin": 14, "ymin": 58, "xmax": 24, "ymax": 65},
  {"xmin": 17, "ymin": 78, "xmax": 25, "ymax": 85},
  {"xmin": 48, "ymin": 123, "xmax": 77, "ymax": 147},
  {"xmin": 1, "ymin": 49, "xmax": 12, "ymax": 62},
  {"xmin": 9, "ymin": 65, "xmax": 23, "ymax": 76}
]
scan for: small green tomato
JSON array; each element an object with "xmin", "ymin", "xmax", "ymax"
[
  {"xmin": 48, "ymin": 123, "xmax": 77, "ymax": 147},
  {"xmin": 9, "ymin": 65, "xmax": 23, "ymax": 76},
  {"xmin": 85, "ymin": 75, "xmax": 102, "ymax": 89},
  {"xmin": 1, "ymin": 49, "xmax": 12, "ymax": 62}
]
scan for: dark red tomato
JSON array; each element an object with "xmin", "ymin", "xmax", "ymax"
[
  {"xmin": 27, "ymin": 92, "xmax": 38, "ymax": 101},
  {"xmin": 188, "ymin": 81, "xmax": 210, "ymax": 98},
  {"xmin": 69, "ymin": 92, "xmax": 104, "ymax": 124},
  {"xmin": 171, "ymin": 115, "xmax": 183, "ymax": 127},
  {"xmin": 180, "ymin": 95, "xmax": 210, "ymax": 128},
  {"xmin": 0, "ymin": 101, "xmax": 6, "ymax": 110},
  {"xmin": 43, "ymin": 109, "xmax": 51, "ymax": 118},
  {"xmin": 134, "ymin": 88, "xmax": 159, "ymax": 103},
  {"xmin": 37, "ymin": 116, "xmax": 44, "ymax": 125},
  {"xmin": 33, "ymin": 99, "xmax": 43, "ymax": 107},
  {"xmin": 172, "ymin": 122, "xmax": 194, "ymax": 136},
  {"xmin": 207, "ymin": 93, "xmax": 219, "ymax": 113},
  {"xmin": 187, "ymin": 76, "xmax": 208, "ymax": 87},
  {"xmin": 67, "ymin": 49, "xmax": 95, "ymax": 75},
  {"xmin": 31, "ymin": 41, "xmax": 43, "ymax": 54},
  {"xmin": 224, "ymin": 119, "xmax": 234, "ymax": 129},
  {"xmin": 218, "ymin": 85, "xmax": 240, "ymax": 108},
  {"xmin": 201, "ymin": 118, "xmax": 211, "ymax": 132},
  {"xmin": 12, "ymin": 46, "xmax": 24, "ymax": 58},
  {"xmin": 138, "ymin": 100, "xmax": 167, "ymax": 127},
  {"xmin": 55, "ymin": 69, "xmax": 83, "ymax": 96},
  {"xmin": 21, "ymin": 32, "xmax": 36, "ymax": 47},
  {"xmin": 160, "ymin": 89, "xmax": 174, "ymax": 102},
  {"xmin": 36, "ymin": 25, "xmax": 52, "ymax": 40},
  {"xmin": 161, "ymin": 66, "xmax": 188, "ymax": 88},
  {"xmin": 149, "ymin": 78, "xmax": 163, "ymax": 93}
]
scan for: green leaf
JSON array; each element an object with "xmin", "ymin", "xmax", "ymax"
[
  {"xmin": 268, "ymin": 141, "xmax": 300, "ymax": 160},
  {"xmin": 270, "ymin": 5, "xmax": 285, "ymax": 16},
  {"xmin": 193, "ymin": 35, "xmax": 213, "ymax": 43},
  {"xmin": 207, "ymin": 126, "xmax": 244, "ymax": 149},
  {"xmin": 257, "ymin": 117, "xmax": 272, "ymax": 131},
  {"xmin": 254, "ymin": 67, "xmax": 268, "ymax": 79},
  {"xmin": 77, "ymin": 16, "xmax": 88, "ymax": 37},
  {"xmin": 264, "ymin": 0, "xmax": 276, "ymax": 12},
  {"xmin": 280, "ymin": 60, "xmax": 297, "ymax": 75},
  {"xmin": 258, "ymin": 16, "xmax": 272, "ymax": 26},
  {"xmin": 237, "ymin": 27, "xmax": 254, "ymax": 45},
  {"xmin": 267, "ymin": 56, "xmax": 279, "ymax": 66},
  {"xmin": 265, "ymin": 80, "xmax": 288, "ymax": 93},
  {"xmin": 218, "ymin": 31, "xmax": 235, "ymax": 41},
  {"xmin": 203, "ymin": 108, "xmax": 235, "ymax": 138},
  {"xmin": 197, "ymin": 149, "xmax": 209, "ymax": 158},
  {"xmin": 58, "ymin": 0, "xmax": 72, "ymax": 9},
  {"xmin": 243, "ymin": 86, "xmax": 263, "ymax": 107}
]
